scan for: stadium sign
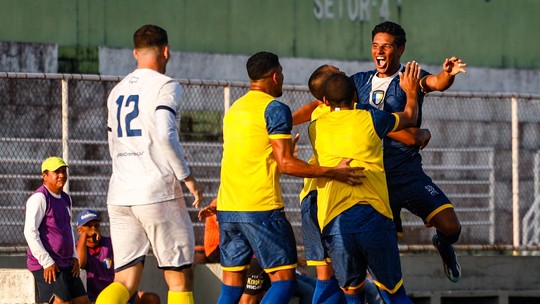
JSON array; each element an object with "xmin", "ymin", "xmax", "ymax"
[{"xmin": 313, "ymin": 0, "xmax": 402, "ymax": 22}]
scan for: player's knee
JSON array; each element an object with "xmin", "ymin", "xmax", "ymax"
[
  {"xmin": 437, "ymin": 226, "xmax": 461, "ymax": 245},
  {"xmin": 440, "ymin": 223, "xmax": 461, "ymax": 239},
  {"xmin": 432, "ymin": 211, "xmax": 461, "ymax": 238}
]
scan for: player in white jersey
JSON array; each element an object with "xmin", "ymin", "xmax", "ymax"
[{"xmin": 96, "ymin": 24, "xmax": 203, "ymax": 304}]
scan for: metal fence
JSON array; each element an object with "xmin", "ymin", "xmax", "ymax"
[
  {"xmin": 2, "ymin": 72, "xmax": 540, "ymax": 254},
  {"xmin": 522, "ymin": 151, "xmax": 540, "ymax": 247}
]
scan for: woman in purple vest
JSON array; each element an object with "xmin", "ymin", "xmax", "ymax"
[{"xmin": 24, "ymin": 156, "xmax": 89, "ymax": 304}]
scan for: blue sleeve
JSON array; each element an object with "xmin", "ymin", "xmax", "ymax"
[
  {"xmin": 355, "ymin": 103, "xmax": 373, "ymax": 110},
  {"xmin": 264, "ymin": 100, "xmax": 293, "ymax": 135},
  {"xmin": 369, "ymin": 108, "xmax": 397, "ymax": 139},
  {"xmin": 350, "ymin": 71, "xmax": 375, "ymax": 106}
]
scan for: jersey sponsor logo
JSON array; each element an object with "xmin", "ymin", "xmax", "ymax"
[
  {"xmin": 245, "ymin": 276, "xmax": 265, "ymax": 290},
  {"xmin": 116, "ymin": 151, "xmax": 144, "ymax": 158}
]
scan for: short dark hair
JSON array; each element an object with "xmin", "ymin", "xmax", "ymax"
[
  {"xmin": 246, "ymin": 51, "xmax": 280, "ymax": 81},
  {"xmin": 372, "ymin": 21, "xmax": 407, "ymax": 47},
  {"xmin": 133, "ymin": 24, "xmax": 168, "ymax": 49},
  {"xmin": 309, "ymin": 65, "xmax": 336, "ymax": 101},
  {"xmin": 323, "ymin": 73, "xmax": 355, "ymax": 107}
]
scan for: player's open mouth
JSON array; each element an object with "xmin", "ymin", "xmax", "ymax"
[{"xmin": 376, "ymin": 57, "xmax": 386, "ymax": 68}]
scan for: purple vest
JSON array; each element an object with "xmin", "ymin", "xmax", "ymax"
[
  {"xmin": 84, "ymin": 236, "xmax": 114, "ymax": 301},
  {"xmin": 27, "ymin": 185, "xmax": 74, "ymax": 271}
]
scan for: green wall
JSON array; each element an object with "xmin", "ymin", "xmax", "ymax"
[{"xmin": 0, "ymin": 0, "xmax": 538, "ymax": 70}]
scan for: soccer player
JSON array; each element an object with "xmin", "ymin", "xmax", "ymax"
[
  {"xmin": 75, "ymin": 209, "xmax": 160, "ymax": 304},
  {"xmin": 299, "ymin": 64, "xmax": 346, "ymax": 304},
  {"xmin": 299, "ymin": 64, "xmax": 386, "ymax": 304},
  {"xmin": 198, "ymin": 200, "xmax": 316, "ymax": 304},
  {"xmin": 350, "ymin": 21, "xmax": 467, "ymax": 283},
  {"xmin": 311, "ymin": 65, "xmax": 420, "ymax": 303},
  {"xmin": 24, "ymin": 156, "xmax": 90, "ymax": 304},
  {"xmin": 216, "ymin": 51, "xmax": 364, "ymax": 304},
  {"xmin": 97, "ymin": 24, "xmax": 203, "ymax": 304}
]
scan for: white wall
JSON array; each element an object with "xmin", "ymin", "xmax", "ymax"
[{"xmin": 99, "ymin": 47, "xmax": 540, "ymax": 94}]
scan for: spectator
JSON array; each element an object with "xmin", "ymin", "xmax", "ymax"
[
  {"xmin": 24, "ymin": 156, "xmax": 90, "ymax": 304},
  {"xmin": 75, "ymin": 209, "xmax": 160, "ymax": 304}
]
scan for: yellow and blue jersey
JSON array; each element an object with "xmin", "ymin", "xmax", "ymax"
[
  {"xmin": 310, "ymin": 108, "xmax": 398, "ymax": 230},
  {"xmin": 218, "ymin": 90, "xmax": 293, "ymax": 212}
]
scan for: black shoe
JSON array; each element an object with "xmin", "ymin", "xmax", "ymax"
[{"xmin": 432, "ymin": 234, "xmax": 461, "ymax": 283}]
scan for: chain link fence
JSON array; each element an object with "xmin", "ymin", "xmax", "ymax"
[{"xmin": 2, "ymin": 72, "xmax": 540, "ymax": 254}]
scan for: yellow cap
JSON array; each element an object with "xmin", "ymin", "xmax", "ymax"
[{"xmin": 41, "ymin": 156, "xmax": 68, "ymax": 173}]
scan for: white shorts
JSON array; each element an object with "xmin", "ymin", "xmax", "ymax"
[{"xmin": 108, "ymin": 197, "xmax": 195, "ymax": 269}]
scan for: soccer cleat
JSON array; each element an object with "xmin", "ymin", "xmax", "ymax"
[{"xmin": 432, "ymin": 234, "xmax": 461, "ymax": 283}]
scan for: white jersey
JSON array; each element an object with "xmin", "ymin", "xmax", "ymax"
[
  {"xmin": 369, "ymin": 66, "xmax": 401, "ymax": 110},
  {"xmin": 107, "ymin": 68, "xmax": 190, "ymax": 206}
]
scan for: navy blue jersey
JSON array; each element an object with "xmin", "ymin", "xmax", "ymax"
[{"xmin": 351, "ymin": 68, "xmax": 431, "ymax": 180}]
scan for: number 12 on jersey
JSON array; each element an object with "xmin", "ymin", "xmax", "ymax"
[{"xmin": 115, "ymin": 95, "xmax": 142, "ymax": 137}]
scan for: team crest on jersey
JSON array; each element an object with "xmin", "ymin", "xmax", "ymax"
[
  {"xmin": 372, "ymin": 90, "xmax": 385, "ymax": 107},
  {"xmin": 103, "ymin": 258, "xmax": 113, "ymax": 269}
]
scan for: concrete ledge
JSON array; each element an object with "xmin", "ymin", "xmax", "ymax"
[
  {"xmin": 0, "ymin": 269, "xmax": 35, "ymax": 304},
  {"xmin": 0, "ymin": 268, "xmax": 86, "ymax": 304},
  {"xmin": 3, "ymin": 255, "xmax": 540, "ymax": 304}
]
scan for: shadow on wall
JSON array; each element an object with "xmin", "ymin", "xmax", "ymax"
[{"xmin": 0, "ymin": 41, "xmax": 57, "ymax": 73}]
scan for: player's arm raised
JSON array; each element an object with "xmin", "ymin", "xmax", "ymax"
[
  {"xmin": 393, "ymin": 61, "xmax": 421, "ymax": 131},
  {"xmin": 421, "ymin": 56, "xmax": 467, "ymax": 93},
  {"xmin": 292, "ymin": 100, "xmax": 323, "ymax": 126}
]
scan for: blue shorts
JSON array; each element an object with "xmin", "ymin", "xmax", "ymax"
[
  {"xmin": 300, "ymin": 191, "xmax": 327, "ymax": 264},
  {"xmin": 32, "ymin": 266, "xmax": 87, "ymax": 302},
  {"xmin": 217, "ymin": 209, "xmax": 297, "ymax": 272},
  {"xmin": 387, "ymin": 171, "xmax": 452, "ymax": 233},
  {"xmin": 323, "ymin": 204, "xmax": 403, "ymax": 292}
]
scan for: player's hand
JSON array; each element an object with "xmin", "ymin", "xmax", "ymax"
[
  {"xmin": 399, "ymin": 61, "xmax": 421, "ymax": 95},
  {"xmin": 198, "ymin": 204, "xmax": 217, "ymax": 221},
  {"xmin": 331, "ymin": 158, "xmax": 366, "ymax": 185},
  {"xmin": 184, "ymin": 175, "xmax": 203, "ymax": 208},
  {"xmin": 297, "ymin": 256, "xmax": 308, "ymax": 267},
  {"xmin": 77, "ymin": 226, "xmax": 100, "ymax": 242},
  {"xmin": 43, "ymin": 263, "xmax": 59, "ymax": 284},
  {"xmin": 77, "ymin": 227, "xmax": 88, "ymax": 239},
  {"xmin": 417, "ymin": 128, "xmax": 431, "ymax": 150},
  {"xmin": 443, "ymin": 56, "xmax": 467, "ymax": 76},
  {"xmin": 71, "ymin": 258, "xmax": 80, "ymax": 277}
]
